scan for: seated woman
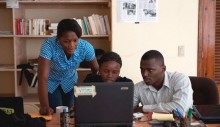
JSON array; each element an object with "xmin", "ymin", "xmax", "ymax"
[{"xmin": 84, "ymin": 51, "xmax": 132, "ymax": 82}]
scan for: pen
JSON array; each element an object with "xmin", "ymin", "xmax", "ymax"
[
  {"xmin": 172, "ymin": 109, "xmax": 179, "ymax": 118},
  {"xmin": 176, "ymin": 108, "xmax": 183, "ymax": 119},
  {"xmin": 187, "ymin": 108, "xmax": 193, "ymax": 120}
]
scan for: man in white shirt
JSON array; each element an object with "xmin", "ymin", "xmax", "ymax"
[{"xmin": 133, "ymin": 50, "xmax": 193, "ymax": 114}]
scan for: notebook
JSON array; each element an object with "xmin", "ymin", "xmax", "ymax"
[
  {"xmin": 74, "ymin": 82, "xmax": 134, "ymax": 127},
  {"xmin": 193, "ymin": 105, "xmax": 220, "ymax": 123},
  {"xmin": 0, "ymin": 97, "xmax": 24, "ymax": 115}
]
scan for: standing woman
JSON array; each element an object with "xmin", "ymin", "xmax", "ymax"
[{"xmin": 38, "ymin": 19, "xmax": 99, "ymax": 115}]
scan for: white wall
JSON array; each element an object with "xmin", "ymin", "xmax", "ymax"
[{"xmin": 112, "ymin": 0, "xmax": 199, "ymax": 83}]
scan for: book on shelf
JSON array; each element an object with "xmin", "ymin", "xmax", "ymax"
[
  {"xmin": 16, "ymin": 18, "xmax": 21, "ymax": 35},
  {"xmin": 83, "ymin": 16, "xmax": 93, "ymax": 35},
  {"xmin": 48, "ymin": 26, "xmax": 57, "ymax": 30},
  {"xmin": 104, "ymin": 15, "xmax": 111, "ymax": 35},
  {"xmin": 0, "ymin": 31, "xmax": 13, "ymax": 35},
  {"xmin": 73, "ymin": 18, "xmax": 85, "ymax": 35},
  {"xmin": 48, "ymin": 22, "xmax": 58, "ymax": 35},
  {"xmin": 85, "ymin": 14, "xmax": 111, "ymax": 35},
  {"xmin": 88, "ymin": 15, "xmax": 98, "ymax": 35},
  {"xmin": 82, "ymin": 18, "xmax": 88, "ymax": 35},
  {"xmin": 95, "ymin": 14, "xmax": 107, "ymax": 35},
  {"xmin": 45, "ymin": 19, "xmax": 51, "ymax": 35},
  {"xmin": 28, "ymin": 19, "xmax": 32, "ymax": 35},
  {"xmin": 39, "ymin": 19, "xmax": 45, "ymax": 35},
  {"xmin": 100, "ymin": 15, "xmax": 107, "ymax": 35},
  {"xmin": 15, "ymin": 15, "xmax": 110, "ymax": 36},
  {"xmin": 15, "ymin": 18, "xmax": 50, "ymax": 35},
  {"xmin": 50, "ymin": 23, "xmax": 58, "ymax": 27},
  {"xmin": 92, "ymin": 14, "xmax": 101, "ymax": 35}
]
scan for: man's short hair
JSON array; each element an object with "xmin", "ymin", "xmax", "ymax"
[{"xmin": 141, "ymin": 50, "xmax": 164, "ymax": 66}]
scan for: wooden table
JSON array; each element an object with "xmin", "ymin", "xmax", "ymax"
[{"xmin": 46, "ymin": 114, "xmax": 220, "ymax": 127}]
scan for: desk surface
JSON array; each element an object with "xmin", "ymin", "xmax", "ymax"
[{"xmin": 46, "ymin": 114, "xmax": 220, "ymax": 127}]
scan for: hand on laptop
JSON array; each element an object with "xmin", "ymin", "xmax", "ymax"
[{"xmin": 39, "ymin": 106, "xmax": 54, "ymax": 115}]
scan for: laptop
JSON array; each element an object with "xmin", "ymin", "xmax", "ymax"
[
  {"xmin": 193, "ymin": 105, "xmax": 220, "ymax": 123},
  {"xmin": 74, "ymin": 82, "xmax": 134, "ymax": 127},
  {"xmin": 0, "ymin": 97, "xmax": 24, "ymax": 115}
]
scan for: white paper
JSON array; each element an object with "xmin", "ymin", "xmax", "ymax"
[
  {"xmin": 152, "ymin": 112, "xmax": 174, "ymax": 121},
  {"xmin": 6, "ymin": 0, "xmax": 19, "ymax": 8},
  {"xmin": 118, "ymin": 0, "xmax": 157, "ymax": 23}
]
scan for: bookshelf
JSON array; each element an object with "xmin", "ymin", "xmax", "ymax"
[{"xmin": 0, "ymin": 0, "xmax": 111, "ymax": 104}]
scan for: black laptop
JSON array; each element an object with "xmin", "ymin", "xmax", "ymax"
[
  {"xmin": 74, "ymin": 82, "xmax": 134, "ymax": 127},
  {"xmin": 193, "ymin": 105, "xmax": 220, "ymax": 123},
  {"xmin": 0, "ymin": 97, "xmax": 24, "ymax": 115}
]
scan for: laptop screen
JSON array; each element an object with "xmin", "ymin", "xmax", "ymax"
[
  {"xmin": 74, "ymin": 82, "xmax": 134, "ymax": 126},
  {"xmin": 193, "ymin": 105, "xmax": 220, "ymax": 123}
]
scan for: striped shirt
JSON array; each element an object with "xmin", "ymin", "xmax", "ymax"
[
  {"xmin": 39, "ymin": 36, "xmax": 95, "ymax": 93},
  {"xmin": 134, "ymin": 71, "xmax": 193, "ymax": 113}
]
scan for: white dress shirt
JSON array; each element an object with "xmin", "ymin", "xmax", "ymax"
[{"xmin": 133, "ymin": 71, "xmax": 193, "ymax": 114}]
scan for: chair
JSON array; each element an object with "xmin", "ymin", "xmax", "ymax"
[{"xmin": 189, "ymin": 76, "xmax": 219, "ymax": 105}]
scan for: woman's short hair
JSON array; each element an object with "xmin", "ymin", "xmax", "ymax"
[
  {"xmin": 57, "ymin": 19, "xmax": 82, "ymax": 38},
  {"xmin": 99, "ymin": 51, "xmax": 122, "ymax": 67}
]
